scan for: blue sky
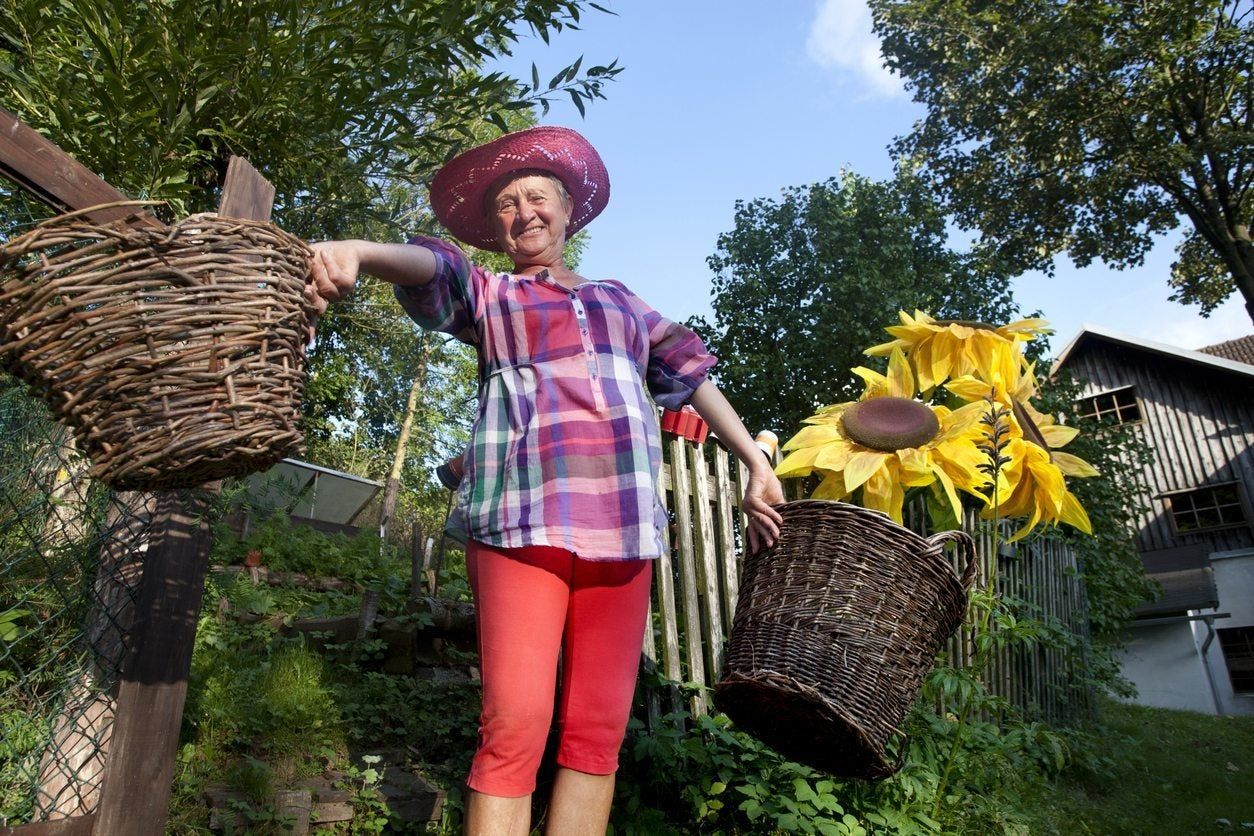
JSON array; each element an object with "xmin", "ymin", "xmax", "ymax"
[{"xmin": 493, "ymin": 0, "xmax": 1249, "ymax": 355}]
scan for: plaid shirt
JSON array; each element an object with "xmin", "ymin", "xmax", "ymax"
[{"xmin": 395, "ymin": 237, "xmax": 716, "ymax": 560}]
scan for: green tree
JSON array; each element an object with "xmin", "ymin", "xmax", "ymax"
[
  {"xmin": 0, "ymin": 0, "xmax": 620, "ymax": 237},
  {"xmin": 694, "ymin": 169, "xmax": 1017, "ymax": 437},
  {"xmin": 870, "ymin": 0, "xmax": 1253, "ymax": 317}
]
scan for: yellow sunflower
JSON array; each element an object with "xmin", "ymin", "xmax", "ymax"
[
  {"xmin": 944, "ymin": 366, "xmax": 1098, "ymax": 539},
  {"xmin": 776, "ymin": 349, "xmax": 986, "ymax": 523},
  {"xmin": 866, "ymin": 310, "xmax": 1051, "ymax": 393},
  {"xmin": 985, "ymin": 437, "xmax": 1094, "ymax": 541}
]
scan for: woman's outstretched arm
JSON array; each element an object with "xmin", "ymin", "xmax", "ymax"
[
  {"xmin": 689, "ymin": 380, "xmax": 785, "ymax": 553},
  {"xmin": 306, "ymin": 239, "xmax": 440, "ymax": 316}
]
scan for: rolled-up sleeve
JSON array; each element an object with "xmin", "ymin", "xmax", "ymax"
[
  {"xmin": 393, "ymin": 236, "xmax": 481, "ymax": 345},
  {"xmin": 606, "ymin": 280, "xmax": 717, "ymax": 410}
]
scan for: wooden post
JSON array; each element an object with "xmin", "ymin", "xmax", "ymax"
[
  {"xmin": 217, "ymin": 156, "xmax": 274, "ymax": 223},
  {"xmin": 409, "ymin": 520, "xmax": 426, "ymax": 602},
  {"xmin": 93, "ymin": 490, "xmax": 215, "ymax": 835}
]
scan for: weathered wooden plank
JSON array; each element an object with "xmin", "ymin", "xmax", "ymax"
[
  {"xmin": 94, "ymin": 490, "xmax": 215, "ymax": 836},
  {"xmin": 668, "ymin": 436, "xmax": 707, "ymax": 714},
  {"xmin": 712, "ymin": 448, "xmax": 739, "ymax": 634},
  {"xmin": 640, "ymin": 596, "xmax": 662, "ymax": 729},
  {"xmin": 653, "ymin": 466, "xmax": 683, "ymax": 716},
  {"xmin": 687, "ymin": 441, "xmax": 724, "ymax": 681},
  {"xmin": 0, "ymin": 815, "xmax": 96, "ymax": 836},
  {"xmin": 0, "ymin": 106, "xmax": 163, "ymax": 228},
  {"xmin": 217, "ymin": 156, "xmax": 275, "ymax": 222},
  {"xmin": 735, "ymin": 458, "xmax": 750, "ymax": 543}
]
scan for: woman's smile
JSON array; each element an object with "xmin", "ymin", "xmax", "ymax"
[{"xmin": 489, "ymin": 173, "xmax": 573, "ymax": 266}]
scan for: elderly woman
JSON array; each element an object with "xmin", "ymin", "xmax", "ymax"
[{"xmin": 308, "ymin": 126, "xmax": 784, "ymax": 835}]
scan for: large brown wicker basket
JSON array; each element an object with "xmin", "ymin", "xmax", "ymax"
[
  {"xmin": 714, "ymin": 499, "xmax": 977, "ymax": 779},
  {"xmin": 0, "ymin": 203, "xmax": 314, "ymax": 489}
]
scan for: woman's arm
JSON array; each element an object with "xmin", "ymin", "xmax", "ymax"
[
  {"xmin": 307, "ymin": 239, "xmax": 440, "ymax": 316},
  {"xmin": 689, "ymin": 380, "xmax": 785, "ymax": 553}
]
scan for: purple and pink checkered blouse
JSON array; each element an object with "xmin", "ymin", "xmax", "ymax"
[{"xmin": 395, "ymin": 237, "xmax": 716, "ymax": 561}]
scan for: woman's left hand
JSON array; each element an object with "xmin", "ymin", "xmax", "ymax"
[{"xmin": 742, "ymin": 467, "xmax": 785, "ymax": 554}]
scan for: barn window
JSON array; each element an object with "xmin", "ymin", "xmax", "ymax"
[
  {"xmin": 1166, "ymin": 483, "xmax": 1248, "ymax": 534},
  {"xmin": 1218, "ymin": 626, "xmax": 1254, "ymax": 694},
  {"xmin": 1075, "ymin": 385, "xmax": 1142, "ymax": 424}
]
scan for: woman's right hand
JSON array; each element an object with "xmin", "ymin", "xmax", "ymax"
[{"xmin": 307, "ymin": 240, "xmax": 362, "ymax": 318}]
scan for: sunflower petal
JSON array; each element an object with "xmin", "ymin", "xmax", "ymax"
[
  {"xmin": 897, "ymin": 447, "xmax": 935, "ymax": 486},
  {"xmin": 932, "ymin": 463, "xmax": 964, "ymax": 523},
  {"xmin": 812, "ymin": 471, "xmax": 849, "ymax": 500},
  {"xmin": 775, "ymin": 446, "xmax": 822, "ymax": 479},
  {"xmin": 1051, "ymin": 451, "xmax": 1099, "ymax": 478},
  {"xmin": 862, "ymin": 464, "xmax": 906, "ymax": 523},
  {"xmin": 1039, "ymin": 423, "xmax": 1079, "ymax": 448},
  {"xmin": 886, "ymin": 347, "xmax": 915, "ymax": 398},
  {"xmin": 814, "ymin": 439, "xmax": 855, "ymax": 471},
  {"xmin": 945, "ymin": 375, "xmax": 997, "ymax": 404},
  {"xmin": 843, "ymin": 449, "xmax": 890, "ymax": 492},
  {"xmin": 851, "ymin": 366, "xmax": 889, "ymax": 399},
  {"xmin": 1059, "ymin": 491, "xmax": 1093, "ymax": 534},
  {"xmin": 782, "ymin": 424, "xmax": 844, "ymax": 451}
]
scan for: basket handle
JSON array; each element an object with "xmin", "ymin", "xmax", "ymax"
[{"xmin": 926, "ymin": 530, "xmax": 979, "ymax": 591}]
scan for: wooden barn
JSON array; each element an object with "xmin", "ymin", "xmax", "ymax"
[{"xmin": 1053, "ymin": 326, "xmax": 1254, "ymax": 716}]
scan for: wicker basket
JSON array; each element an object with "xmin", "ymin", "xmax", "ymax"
[
  {"xmin": 0, "ymin": 203, "xmax": 314, "ymax": 489},
  {"xmin": 714, "ymin": 499, "xmax": 977, "ymax": 779}
]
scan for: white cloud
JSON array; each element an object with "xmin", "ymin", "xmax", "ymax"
[
  {"xmin": 1144, "ymin": 296, "xmax": 1251, "ymax": 351},
  {"xmin": 805, "ymin": 0, "xmax": 904, "ymax": 99}
]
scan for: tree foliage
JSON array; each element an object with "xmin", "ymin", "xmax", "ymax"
[
  {"xmin": 871, "ymin": 0, "xmax": 1253, "ymax": 316},
  {"xmin": 694, "ymin": 170, "xmax": 1017, "ymax": 437},
  {"xmin": 0, "ymin": 0, "xmax": 620, "ymax": 237}
]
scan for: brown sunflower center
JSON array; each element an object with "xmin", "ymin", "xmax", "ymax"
[{"xmin": 841, "ymin": 397, "xmax": 940, "ymax": 452}]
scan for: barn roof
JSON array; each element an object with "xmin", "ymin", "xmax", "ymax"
[
  {"xmin": 1051, "ymin": 325, "xmax": 1254, "ymax": 380},
  {"xmin": 1197, "ymin": 334, "xmax": 1254, "ymax": 367}
]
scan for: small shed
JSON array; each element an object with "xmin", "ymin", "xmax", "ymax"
[
  {"xmin": 1053, "ymin": 326, "xmax": 1254, "ymax": 716},
  {"xmin": 227, "ymin": 458, "xmax": 384, "ymax": 537}
]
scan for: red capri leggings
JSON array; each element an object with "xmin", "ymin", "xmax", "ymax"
[{"xmin": 466, "ymin": 540, "xmax": 653, "ymax": 797}]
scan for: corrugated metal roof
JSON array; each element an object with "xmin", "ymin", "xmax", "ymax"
[{"xmin": 1197, "ymin": 335, "xmax": 1254, "ymax": 367}]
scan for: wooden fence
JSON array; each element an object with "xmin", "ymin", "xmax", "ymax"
[{"xmin": 641, "ymin": 434, "xmax": 1095, "ymax": 727}]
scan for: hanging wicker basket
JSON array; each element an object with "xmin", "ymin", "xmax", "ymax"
[
  {"xmin": 0, "ymin": 202, "xmax": 315, "ymax": 489},
  {"xmin": 714, "ymin": 499, "xmax": 978, "ymax": 779}
]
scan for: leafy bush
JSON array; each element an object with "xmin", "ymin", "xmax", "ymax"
[{"xmin": 211, "ymin": 512, "xmax": 405, "ymax": 587}]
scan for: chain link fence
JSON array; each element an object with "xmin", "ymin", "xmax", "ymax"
[{"xmin": 0, "ymin": 380, "xmax": 159, "ymax": 826}]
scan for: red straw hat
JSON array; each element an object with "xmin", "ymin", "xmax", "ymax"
[{"xmin": 430, "ymin": 126, "xmax": 609, "ymax": 251}]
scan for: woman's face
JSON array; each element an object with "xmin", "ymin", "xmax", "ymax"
[{"xmin": 488, "ymin": 174, "xmax": 572, "ymax": 267}]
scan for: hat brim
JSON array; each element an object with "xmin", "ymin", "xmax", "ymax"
[{"xmin": 430, "ymin": 126, "xmax": 610, "ymax": 252}]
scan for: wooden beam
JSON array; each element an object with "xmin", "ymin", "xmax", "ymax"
[
  {"xmin": 92, "ymin": 491, "xmax": 214, "ymax": 836},
  {"xmin": 0, "ymin": 106, "xmax": 163, "ymax": 228},
  {"xmin": 0, "ymin": 814, "xmax": 96, "ymax": 836},
  {"xmin": 217, "ymin": 156, "xmax": 275, "ymax": 222}
]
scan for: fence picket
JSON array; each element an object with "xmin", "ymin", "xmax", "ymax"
[
  {"xmin": 687, "ymin": 442, "xmax": 725, "ymax": 680},
  {"xmin": 712, "ymin": 449, "xmax": 738, "ymax": 634},
  {"xmin": 654, "ymin": 464, "xmax": 683, "ymax": 717},
  {"xmin": 668, "ymin": 436, "xmax": 707, "ymax": 714}
]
